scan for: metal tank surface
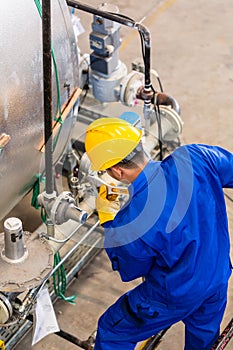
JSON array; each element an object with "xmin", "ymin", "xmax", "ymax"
[{"xmin": 0, "ymin": 0, "xmax": 79, "ymax": 220}]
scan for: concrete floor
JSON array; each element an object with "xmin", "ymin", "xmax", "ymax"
[{"xmin": 12, "ymin": 0, "xmax": 233, "ymax": 349}]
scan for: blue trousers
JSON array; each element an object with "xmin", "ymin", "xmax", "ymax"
[{"xmin": 94, "ymin": 284, "xmax": 227, "ymax": 350}]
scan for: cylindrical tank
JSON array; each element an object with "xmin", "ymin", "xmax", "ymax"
[{"xmin": 0, "ymin": 0, "xmax": 79, "ymax": 220}]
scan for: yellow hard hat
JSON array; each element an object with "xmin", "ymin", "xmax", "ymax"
[{"xmin": 85, "ymin": 117, "xmax": 142, "ymax": 171}]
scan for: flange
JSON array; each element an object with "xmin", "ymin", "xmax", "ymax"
[{"xmin": 0, "ymin": 232, "xmax": 54, "ymax": 292}]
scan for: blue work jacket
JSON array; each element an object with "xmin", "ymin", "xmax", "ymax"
[{"xmin": 104, "ymin": 144, "xmax": 233, "ymax": 307}]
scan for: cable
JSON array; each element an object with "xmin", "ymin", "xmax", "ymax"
[
  {"xmin": 139, "ymin": 31, "xmax": 146, "ymax": 62},
  {"xmin": 108, "ymin": 12, "xmax": 135, "ymax": 24},
  {"xmin": 31, "ymin": 173, "xmax": 47, "ymax": 222},
  {"xmin": 108, "ymin": 11, "xmax": 147, "ymax": 64},
  {"xmin": 156, "ymin": 75, "xmax": 164, "ymax": 93},
  {"xmin": 53, "ymin": 251, "xmax": 77, "ymax": 304},
  {"xmin": 31, "ymin": 174, "xmax": 43, "ymax": 210},
  {"xmin": 93, "ymin": 6, "xmax": 163, "ymax": 96}
]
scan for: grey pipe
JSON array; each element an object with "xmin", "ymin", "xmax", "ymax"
[{"xmin": 42, "ymin": 0, "xmax": 54, "ymax": 195}]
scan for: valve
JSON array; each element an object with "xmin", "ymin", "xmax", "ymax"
[{"xmin": 38, "ymin": 191, "xmax": 88, "ymax": 225}]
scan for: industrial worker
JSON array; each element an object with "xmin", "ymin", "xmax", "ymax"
[{"xmin": 85, "ymin": 117, "xmax": 233, "ymax": 350}]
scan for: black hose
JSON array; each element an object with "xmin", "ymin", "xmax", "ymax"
[
  {"xmin": 67, "ymin": 0, "xmax": 154, "ymax": 126},
  {"xmin": 144, "ymin": 44, "xmax": 151, "ymax": 89},
  {"xmin": 67, "ymin": 0, "xmax": 135, "ymax": 27}
]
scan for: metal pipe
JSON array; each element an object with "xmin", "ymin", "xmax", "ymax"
[
  {"xmin": 35, "ymin": 220, "xmax": 100, "ymax": 295},
  {"xmin": 40, "ymin": 223, "xmax": 82, "ymax": 243},
  {"xmin": 42, "ymin": 0, "xmax": 54, "ymax": 195}
]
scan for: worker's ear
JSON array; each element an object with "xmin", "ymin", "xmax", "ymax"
[{"xmin": 109, "ymin": 165, "xmax": 124, "ymax": 180}]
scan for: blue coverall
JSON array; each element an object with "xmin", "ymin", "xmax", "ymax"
[{"xmin": 94, "ymin": 144, "xmax": 233, "ymax": 350}]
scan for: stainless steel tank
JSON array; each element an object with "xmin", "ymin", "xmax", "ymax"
[{"xmin": 0, "ymin": 0, "xmax": 79, "ymax": 220}]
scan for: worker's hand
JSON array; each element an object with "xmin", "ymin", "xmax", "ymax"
[{"xmin": 96, "ymin": 185, "xmax": 120, "ymax": 225}]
